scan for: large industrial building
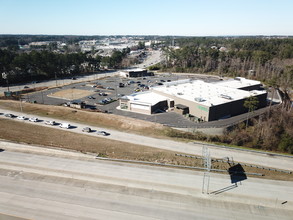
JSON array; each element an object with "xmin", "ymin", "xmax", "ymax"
[{"xmin": 118, "ymin": 77, "xmax": 267, "ymax": 122}]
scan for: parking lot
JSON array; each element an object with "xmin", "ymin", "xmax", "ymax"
[{"xmin": 20, "ymin": 73, "xmax": 221, "ymax": 128}]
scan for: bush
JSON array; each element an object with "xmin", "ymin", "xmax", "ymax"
[{"xmin": 278, "ymin": 133, "xmax": 293, "ymax": 154}]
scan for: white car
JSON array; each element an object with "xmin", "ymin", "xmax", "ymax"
[
  {"xmin": 59, "ymin": 123, "xmax": 70, "ymax": 129},
  {"xmin": 29, "ymin": 117, "xmax": 38, "ymax": 122},
  {"xmin": 17, "ymin": 116, "xmax": 26, "ymax": 120},
  {"xmin": 45, "ymin": 120, "xmax": 56, "ymax": 125},
  {"xmin": 97, "ymin": 131, "xmax": 110, "ymax": 136}
]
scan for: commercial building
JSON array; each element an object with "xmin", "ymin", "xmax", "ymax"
[
  {"xmin": 119, "ymin": 69, "xmax": 154, "ymax": 78},
  {"xmin": 119, "ymin": 92, "xmax": 172, "ymax": 115},
  {"xmin": 118, "ymin": 78, "xmax": 267, "ymax": 121}
]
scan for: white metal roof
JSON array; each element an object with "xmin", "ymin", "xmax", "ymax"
[
  {"xmin": 126, "ymin": 91, "xmax": 168, "ymax": 105},
  {"xmin": 214, "ymin": 77, "xmax": 262, "ymax": 89},
  {"xmin": 121, "ymin": 68, "xmax": 146, "ymax": 72},
  {"xmin": 152, "ymin": 79, "xmax": 266, "ymax": 107}
]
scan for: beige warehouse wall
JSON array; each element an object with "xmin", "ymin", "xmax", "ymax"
[{"xmin": 153, "ymin": 90, "xmax": 210, "ymax": 121}]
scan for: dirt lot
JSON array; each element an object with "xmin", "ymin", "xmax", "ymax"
[
  {"xmin": 0, "ymin": 117, "xmax": 292, "ymax": 181},
  {"xmin": 48, "ymin": 89, "xmax": 94, "ymax": 100}
]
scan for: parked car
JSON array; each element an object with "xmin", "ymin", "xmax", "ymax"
[
  {"xmin": 59, "ymin": 123, "xmax": 70, "ymax": 129},
  {"xmin": 4, "ymin": 113, "xmax": 14, "ymax": 118},
  {"xmin": 82, "ymin": 127, "xmax": 92, "ymax": 133},
  {"xmin": 29, "ymin": 117, "xmax": 38, "ymax": 122},
  {"xmin": 17, "ymin": 116, "xmax": 26, "ymax": 120},
  {"xmin": 88, "ymin": 96, "xmax": 95, "ymax": 99},
  {"xmin": 45, "ymin": 120, "xmax": 56, "ymax": 125},
  {"xmin": 97, "ymin": 131, "xmax": 110, "ymax": 136}
]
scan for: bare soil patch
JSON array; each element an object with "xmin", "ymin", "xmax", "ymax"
[{"xmin": 49, "ymin": 89, "xmax": 94, "ymax": 100}]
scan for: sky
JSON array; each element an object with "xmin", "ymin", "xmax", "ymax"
[{"xmin": 1, "ymin": 0, "xmax": 293, "ymax": 36}]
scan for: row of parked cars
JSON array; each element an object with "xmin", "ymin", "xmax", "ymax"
[{"xmin": 1, "ymin": 113, "xmax": 110, "ymax": 136}]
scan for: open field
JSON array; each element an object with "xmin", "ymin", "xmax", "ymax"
[
  {"xmin": 48, "ymin": 88, "xmax": 94, "ymax": 100},
  {"xmin": 0, "ymin": 118, "xmax": 292, "ymax": 181}
]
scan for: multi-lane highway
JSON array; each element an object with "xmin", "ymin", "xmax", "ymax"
[{"xmin": 0, "ymin": 146, "xmax": 292, "ymax": 220}]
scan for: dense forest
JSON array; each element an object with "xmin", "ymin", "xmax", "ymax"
[{"xmin": 162, "ymin": 37, "xmax": 293, "ymax": 89}]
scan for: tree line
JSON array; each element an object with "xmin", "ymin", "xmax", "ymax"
[{"xmin": 0, "ymin": 48, "xmax": 130, "ymax": 85}]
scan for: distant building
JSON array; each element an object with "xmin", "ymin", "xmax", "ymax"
[
  {"xmin": 219, "ymin": 46, "xmax": 228, "ymax": 52},
  {"xmin": 119, "ymin": 69, "xmax": 154, "ymax": 78},
  {"xmin": 69, "ymin": 100, "xmax": 86, "ymax": 109}
]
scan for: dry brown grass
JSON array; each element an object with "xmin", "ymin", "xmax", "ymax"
[
  {"xmin": 0, "ymin": 100, "xmax": 169, "ymax": 137},
  {"xmin": 48, "ymin": 89, "xmax": 94, "ymax": 100},
  {"xmin": 0, "ymin": 117, "xmax": 292, "ymax": 181},
  {"xmin": 0, "ymin": 118, "xmax": 198, "ymax": 166}
]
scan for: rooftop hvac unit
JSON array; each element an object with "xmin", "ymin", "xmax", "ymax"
[
  {"xmin": 220, "ymin": 94, "xmax": 233, "ymax": 100},
  {"xmin": 194, "ymin": 97, "xmax": 206, "ymax": 102}
]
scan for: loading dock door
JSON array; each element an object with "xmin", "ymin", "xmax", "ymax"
[{"xmin": 130, "ymin": 103, "xmax": 151, "ymax": 114}]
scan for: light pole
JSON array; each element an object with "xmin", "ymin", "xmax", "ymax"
[
  {"xmin": 41, "ymin": 91, "xmax": 44, "ymax": 104},
  {"xmin": 2, "ymin": 72, "xmax": 9, "ymax": 92}
]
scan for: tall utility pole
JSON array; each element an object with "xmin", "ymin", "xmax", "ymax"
[
  {"xmin": 202, "ymin": 146, "xmax": 211, "ymax": 194},
  {"xmin": 55, "ymin": 72, "xmax": 58, "ymax": 87}
]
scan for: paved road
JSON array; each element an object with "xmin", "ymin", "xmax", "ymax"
[
  {"xmin": 0, "ymin": 147, "xmax": 292, "ymax": 220},
  {"xmin": 135, "ymin": 50, "xmax": 163, "ymax": 68},
  {"xmin": 0, "ymin": 108, "xmax": 293, "ymax": 171}
]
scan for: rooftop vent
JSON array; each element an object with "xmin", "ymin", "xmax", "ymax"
[{"xmin": 177, "ymin": 92, "xmax": 184, "ymax": 95}]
